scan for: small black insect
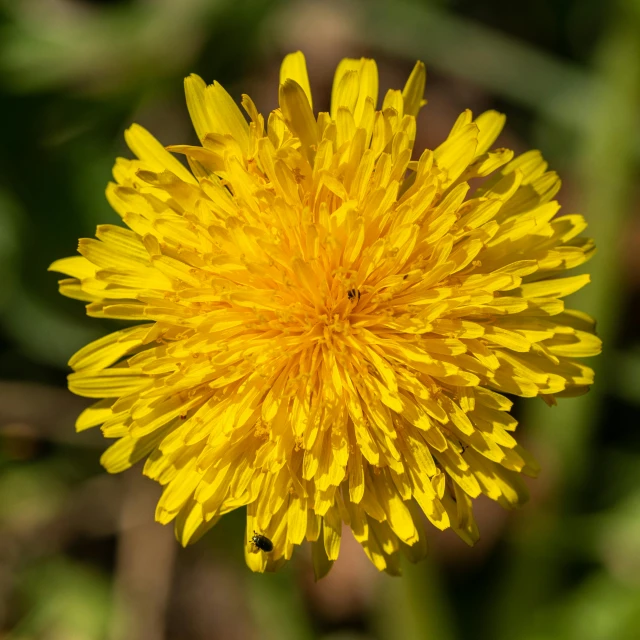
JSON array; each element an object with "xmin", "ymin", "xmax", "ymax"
[
  {"xmin": 347, "ymin": 288, "xmax": 361, "ymax": 302},
  {"xmin": 460, "ymin": 442, "xmax": 468, "ymax": 455},
  {"xmin": 250, "ymin": 531, "xmax": 274, "ymax": 553}
]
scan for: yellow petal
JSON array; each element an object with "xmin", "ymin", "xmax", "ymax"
[
  {"xmin": 434, "ymin": 123, "xmax": 479, "ymax": 186},
  {"xmin": 331, "ymin": 69, "xmax": 359, "ymax": 118},
  {"xmin": 402, "ymin": 61, "xmax": 426, "ymax": 117},
  {"xmin": 101, "ymin": 426, "xmax": 169, "ymax": 474},
  {"xmin": 354, "ymin": 59, "xmax": 379, "ymax": 124},
  {"xmin": 68, "ymin": 368, "xmax": 150, "ymax": 398},
  {"xmin": 75, "ymin": 398, "xmax": 115, "ymax": 432},
  {"xmin": 517, "ymin": 274, "xmax": 591, "ymax": 299},
  {"xmin": 48, "ymin": 256, "xmax": 96, "ymax": 279},
  {"xmin": 124, "ymin": 124, "xmax": 197, "ymax": 185},
  {"xmin": 280, "ymin": 51, "xmax": 313, "ymax": 109},
  {"xmin": 175, "ymin": 499, "xmax": 220, "ymax": 546},
  {"xmin": 206, "ymin": 81, "xmax": 250, "ymax": 153},
  {"xmin": 331, "ymin": 59, "xmax": 361, "ymax": 117},
  {"xmin": 68, "ymin": 325, "xmax": 152, "ymax": 372},
  {"xmin": 474, "ymin": 110, "xmax": 506, "ymax": 155},
  {"xmin": 279, "ymin": 79, "xmax": 317, "ymax": 160},
  {"xmin": 184, "ymin": 74, "xmax": 216, "ymax": 143},
  {"xmin": 312, "ymin": 538, "xmax": 333, "ymax": 580}
]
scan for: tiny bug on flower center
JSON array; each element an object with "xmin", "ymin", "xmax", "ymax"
[
  {"xmin": 250, "ymin": 532, "xmax": 273, "ymax": 553},
  {"xmin": 347, "ymin": 288, "xmax": 361, "ymax": 302}
]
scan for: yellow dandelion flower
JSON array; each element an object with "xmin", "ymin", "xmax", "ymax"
[{"xmin": 50, "ymin": 52, "xmax": 600, "ymax": 577}]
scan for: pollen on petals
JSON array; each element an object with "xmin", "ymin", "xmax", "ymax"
[{"xmin": 51, "ymin": 51, "xmax": 600, "ymax": 577}]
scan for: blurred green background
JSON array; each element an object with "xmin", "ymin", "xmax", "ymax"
[{"xmin": 1, "ymin": 0, "xmax": 639, "ymax": 638}]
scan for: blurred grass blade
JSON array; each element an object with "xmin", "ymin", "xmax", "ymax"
[
  {"xmin": 362, "ymin": 0, "xmax": 604, "ymax": 135},
  {"xmin": 612, "ymin": 349, "xmax": 640, "ymax": 405},
  {"xmin": 246, "ymin": 569, "xmax": 316, "ymax": 640},
  {"xmin": 2, "ymin": 289, "xmax": 102, "ymax": 368},
  {"xmin": 374, "ymin": 561, "xmax": 456, "ymax": 640},
  {"xmin": 492, "ymin": 3, "xmax": 640, "ymax": 638}
]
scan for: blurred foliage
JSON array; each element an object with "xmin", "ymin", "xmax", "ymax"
[{"xmin": 0, "ymin": 0, "xmax": 639, "ymax": 639}]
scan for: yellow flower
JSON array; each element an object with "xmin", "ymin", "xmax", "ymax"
[{"xmin": 50, "ymin": 52, "xmax": 600, "ymax": 577}]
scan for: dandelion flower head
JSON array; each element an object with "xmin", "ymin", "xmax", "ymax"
[{"xmin": 50, "ymin": 53, "xmax": 600, "ymax": 576}]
